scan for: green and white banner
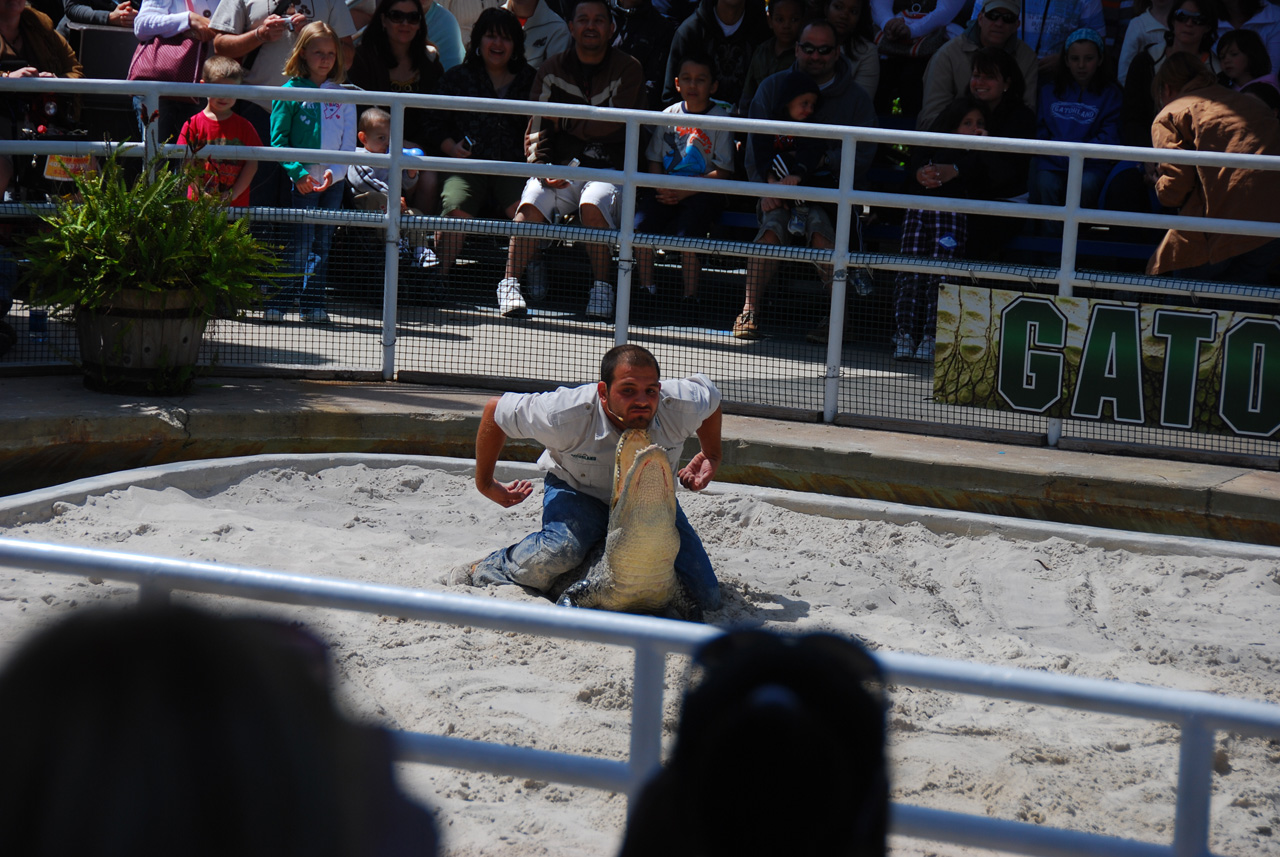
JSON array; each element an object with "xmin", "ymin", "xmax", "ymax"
[{"xmin": 934, "ymin": 286, "xmax": 1280, "ymax": 438}]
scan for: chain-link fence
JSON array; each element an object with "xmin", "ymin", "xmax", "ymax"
[{"xmin": 3, "ymin": 78, "xmax": 1278, "ymax": 466}]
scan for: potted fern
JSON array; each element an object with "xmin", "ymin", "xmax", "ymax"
[{"xmin": 23, "ymin": 142, "xmax": 276, "ymax": 396}]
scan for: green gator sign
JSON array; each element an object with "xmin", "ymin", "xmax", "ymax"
[{"xmin": 934, "ymin": 286, "xmax": 1280, "ymax": 438}]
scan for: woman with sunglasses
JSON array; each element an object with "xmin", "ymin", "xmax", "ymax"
[
  {"xmin": 349, "ymin": 0, "xmax": 444, "ymax": 146},
  {"xmin": 822, "ymin": 0, "xmax": 878, "ymax": 103},
  {"xmin": 1121, "ymin": 0, "xmax": 1221, "ymax": 146}
]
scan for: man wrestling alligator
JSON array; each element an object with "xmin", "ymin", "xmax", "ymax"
[{"xmin": 447, "ymin": 344, "xmax": 723, "ymax": 616}]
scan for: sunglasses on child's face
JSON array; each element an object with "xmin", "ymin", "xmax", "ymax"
[
  {"xmin": 1173, "ymin": 10, "xmax": 1208, "ymax": 25},
  {"xmin": 384, "ymin": 9, "xmax": 421, "ymax": 24},
  {"xmin": 797, "ymin": 42, "xmax": 836, "ymax": 55},
  {"xmin": 983, "ymin": 9, "xmax": 1018, "ymax": 24}
]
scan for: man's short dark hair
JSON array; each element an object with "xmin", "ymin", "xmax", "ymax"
[
  {"xmin": 800, "ymin": 18, "xmax": 838, "ymax": 45},
  {"xmin": 601, "ymin": 345, "xmax": 660, "ymax": 386},
  {"xmin": 569, "ymin": 0, "xmax": 610, "ymax": 21}
]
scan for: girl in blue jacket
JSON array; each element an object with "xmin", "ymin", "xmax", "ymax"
[{"xmin": 1029, "ymin": 28, "xmax": 1122, "ymax": 226}]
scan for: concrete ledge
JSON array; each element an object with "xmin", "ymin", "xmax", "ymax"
[{"xmin": 2, "ymin": 375, "xmax": 1278, "ymax": 545}]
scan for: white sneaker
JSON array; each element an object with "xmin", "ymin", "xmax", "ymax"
[
  {"xmin": 300, "ymin": 308, "xmax": 330, "ymax": 324},
  {"xmin": 892, "ymin": 332, "xmax": 914, "ymax": 360},
  {"xmin": 496, "ymin": 277, "xmax": 527, "ymax": 317},
  {"xmin": 913, "ymin": 336, "xmax": 935, "ymax": 363},
  {"xmin": 263, "ymin": 308, "xmax": 284, "ymax": 324},
  {"xmin": 415, "ymin": 246, "xmax": 437, "ymax": 268},
  {"xmin": 586, "ymin": 281, "xmax": 614, "ymax": 319}
]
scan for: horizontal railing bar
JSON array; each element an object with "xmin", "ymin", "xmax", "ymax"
[
  {"xmin": 10, "ymin": 77, "xmax": 1280, "ymax": 171},
  {"xmin": 3, "ymin": 537, "xmax": 1276, "ymax": 735},
  {"xmin": 0, "ymin": 537, "xmax": 717, "ymax": 652},
  {"xmin": 390, "ymin": 730, "xmax": 633, "ymax": 793},
  {"xmin": 891, "ymin": 804, "xmax": 1177, "ymax": 857}
]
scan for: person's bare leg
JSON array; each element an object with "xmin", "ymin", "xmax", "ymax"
[
  {"xmin": 742, "ymin": 229, "xmax": 781, "ymax": 315},
  {"xmin": 812, "ymin": 232, "xmax": 834, "ymax": 292},
  {"xmin": 435, "ymin": 209, "xmax": 471, "ymax": 276},
  {"xmin": 680, "ymin": 251, "xmax": 700, "ymax": 298},
  {"xmin": 504, "ymin": 203, "xmax": 547, "ymax": 281},
  {"xmin": 579, "ymin": 202, "xmax": 612, "ymax": 284},
  {"xmin": 636, "ymin": 245, "xmax": 655, "ymax": 291},
  {"xmin": 409, "ymin": 171, "xmax": 440, "ymax": 216}
]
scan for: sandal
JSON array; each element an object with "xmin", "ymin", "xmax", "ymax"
[{"xmin": 732, "ymin": 310, "xmax": 761, "ymax": 340}]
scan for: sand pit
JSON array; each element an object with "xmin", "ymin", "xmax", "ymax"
[{"xmin": 1, "ymin": 456, "xmax": 1278, "ymax": 856}]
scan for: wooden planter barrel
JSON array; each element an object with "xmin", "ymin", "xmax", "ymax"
[{"xmin": 75, "ymin": 289, "xmax": 208, "ymax": 396}]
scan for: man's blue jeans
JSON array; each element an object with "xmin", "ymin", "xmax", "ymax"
[{"xmin": 472, "ymin": 474, "xmax": 721, "ymax": 611}]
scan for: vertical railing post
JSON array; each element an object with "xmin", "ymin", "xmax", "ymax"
[
  {"xmin": 141, "ymin": 83, "xmax": 162, "ymax": 177},
  {"xmin": 628, "ymin": 640, "xmax": 666, "ymax": 802},
  {"xmin": 381, "ymin": 98, "xmax": 406, "ymax": 380},
  {"xmin": 614, "ymin": 116, "xmax": 641, "ymax": 347},
  {"xmin": 1174, "ymin": 715, "xmax": 1215, "ymax": 857},
  {"xmin": 1045, "ymin": 150, "xmax": 1086, "ymax": 448},
  {"xmin": 822, "ymin": 134, "xmax": 857, "ymax": 424}
]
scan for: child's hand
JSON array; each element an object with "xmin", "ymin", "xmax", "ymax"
[
  {"xmin": 777, "ymin": 174, "xmax": 801, "ymax": 187},
  {"xmin": 451, "ymin": 139, "xmax": 472, "ymax": 158},
  {"xmin": 399, "ymin": 196, "xmax": 409, "ymax": 214},
  {"xmin": 295, "ymin": 170, "xmax": 333, "ymax": 195}
]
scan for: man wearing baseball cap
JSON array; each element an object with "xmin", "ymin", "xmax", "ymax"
[{"xmin": 916, "ymin": 0, "xmax": 1037, "ymax": 130}]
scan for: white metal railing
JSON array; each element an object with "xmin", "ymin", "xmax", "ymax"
[
  {"xmin": 1, "ymin": 533, "xmax": 1277, "ymax": 857},
  {"xmin": 5, "ymin": 77, "xmax": 1280, "ymax": 431}
]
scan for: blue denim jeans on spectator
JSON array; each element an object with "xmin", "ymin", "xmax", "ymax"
[
  {"xmin": 471, "ymin": 473, "xmax": 721, "ymax": 611},
  {"xmin": 269, "ymin": 179, "xmax": 344, "ymax": 313}
]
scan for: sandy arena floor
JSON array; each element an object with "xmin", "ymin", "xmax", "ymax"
[{"xmin": 1, "ymin": 461, "xmax": 1278, "ymax": 856}]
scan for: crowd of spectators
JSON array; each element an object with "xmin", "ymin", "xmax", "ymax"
[{"xmin": 3, "ymin": 0, "xmax": 1280, "ymax": 334}]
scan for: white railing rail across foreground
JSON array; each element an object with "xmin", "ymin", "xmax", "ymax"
[{"xmin": 2, "ymin": 535, "xmax": 1277, "ymax": 857}]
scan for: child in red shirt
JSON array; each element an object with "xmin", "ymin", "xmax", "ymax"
[{"xmin": 177, "ymin": 56, "xmax": 261, "ymax": 208}]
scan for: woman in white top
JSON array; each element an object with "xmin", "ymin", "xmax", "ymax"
[
  {"xmin": 132, "ymin": 0, "xmax": 217, "ymax": 144},
  {"xmin": 1117, "ymin": 0, "xmax": 1173, "ymax": 85}
]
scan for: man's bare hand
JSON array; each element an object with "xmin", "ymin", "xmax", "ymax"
[
  {"xmin": 677, "ymin": 452, "xmax": 717, "ymax": 491},
  {"xmin": 480, "ymin": 478, "xmax": 534, "ymax": 507}
]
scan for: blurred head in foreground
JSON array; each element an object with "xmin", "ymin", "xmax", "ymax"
[
  {"xmin": 619, "ymin": 629, "xmax": 889, "ymax": 857},
  {"xmin": 0, "ymin": 605, "xmax": 437, "ymax": 857}
]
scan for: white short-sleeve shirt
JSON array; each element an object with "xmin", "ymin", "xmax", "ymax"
[{"xmin": 493, "ymin": 374, "xmax": 721, "ymax": 503}]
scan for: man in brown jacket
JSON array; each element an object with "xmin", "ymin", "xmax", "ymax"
[
  {"xmin": 494, "ymin": 0, "xmax": 644, "ymax": 320},
  {"xmin": 1148, "ymin": 52, "xmax": 1280, "ymax": 284}
]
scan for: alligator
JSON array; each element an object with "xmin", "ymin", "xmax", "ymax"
[{"xmin": 551, "ymin": 429, "xmax": 702, "ymax": 622}]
